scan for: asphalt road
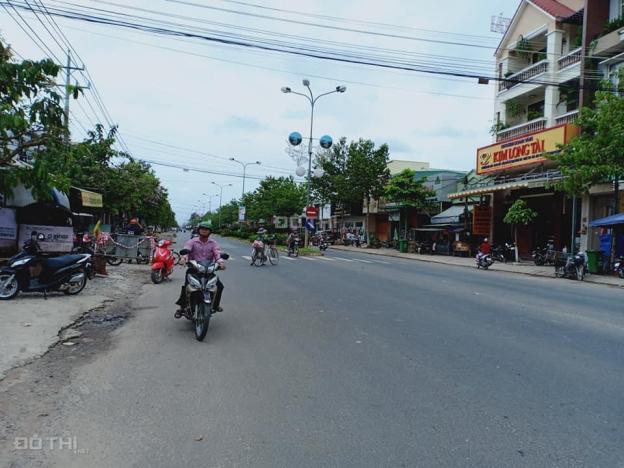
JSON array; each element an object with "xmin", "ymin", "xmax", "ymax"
[{"xmin": 13, "ymin": 235, "xmax": 624, "ymax": 467}]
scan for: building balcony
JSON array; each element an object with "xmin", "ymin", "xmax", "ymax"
[
  {"xmin": 496, "ymin": 117, "xmax": 546, "ymax": 142},
  {"xmin": 498, "ymin": 60, "xmax": 548, "ymax": 93},
  {"xmin": 558, "ymin": 47, "xmax": 582, "ymax": 70},
  {"xmin": 593, "ymin": 24, "xmax": 624, "ymax": 56},
  {"xmin": 555, "ymin": 109, "xmax": 579, "ymax": 125}
]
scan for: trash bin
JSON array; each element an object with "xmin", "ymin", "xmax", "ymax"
[
  {"xmin": 586, "ymin": 250, "xmax": 601, "ymax": 274},
  {"xmin": 399, "ymin": 239, "xmax": 408, "ymax": 253}
]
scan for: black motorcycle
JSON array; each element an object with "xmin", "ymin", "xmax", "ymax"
[
  {"xmin": 178, "ymin": 250, "xmax": 229, "ymax": 341},
  {"xmin": 0, "ymin": 235, "xmax": 92, "ymax": 300},
  {"xmin": 492, "ymin": 243, "xmax": 515, "ymax": 263},
  {"xmin": 555, "ymin": 252, "xmax": 587, "ymax": 281},
  {"xmin": 613, "ymin": 257, "xmax": 624, "ymax": 279},
  {"xmin": 532, "ymin": 241, "xmax": 557, "ymax": 266}
]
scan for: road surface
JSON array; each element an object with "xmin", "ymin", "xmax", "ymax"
[{"xmin": 2, "ymin": 234, "xmax": 624, "ymax": 467}]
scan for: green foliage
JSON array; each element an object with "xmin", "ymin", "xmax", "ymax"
[
  {"xmin": 0, "ymin": 40, "xmax": 70, "ymax": 198},
  {"xmin": 241, "ymin": 176, "xmax": 305, "ymax": 221},
  {"xmin": 489, "ymin": 121, "xmax": 509, "ymax": 136},
  {"xmin": 516, "ymin": 36, "xmax": 533, "ymax": 61},
  {"xmin": 384, "ymin": 169, "xmax": 436, "ymax": 212},
  {"xmin": 503, "ymin": 199, "xmax": 537, "ymax": 226},
  {"xmin": 603, "ymin": 16, "xmax": 624, "ymax": 35},
  {"xmin": 506, "ymin": 99, "xmax": 524, "ymax": 118},
  {"xmin": 549, "ymin": 90, "xmax": 624, "ymax": 196}
]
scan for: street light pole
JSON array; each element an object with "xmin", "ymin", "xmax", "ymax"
[
  {"xmin": 229, "ymin": 158, "xmax": 261, "ymax": 199},
  {"xmin": 281, "ymin": 80, "xmax": 346, "ymax": 247},
  {"xmin": 211, "ymin": 182, "xmax": 232, "ymax": 229}
]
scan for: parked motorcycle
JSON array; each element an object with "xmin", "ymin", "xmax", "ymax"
[
  {"xmin": 492, "ymin": 243, "xmax": 515, "ymax": 263},
  {"xmin": 150, "ymin": 239, "xmax": 175, "ymax": 284},
  {"xmin": 555, "ymin": 252, "xmax": 588, "ymax": 281},
  {"xmin": 613, "ymin": 256, "xmax": 624, "ymax": 279},
  {"xmin": 476, "ymin": 253, "xmax": 494, "ymax": 270},
  {"xmin": 532, "ymin": 240, "xmax": 557, "ymax": 266},
  {"xmin": 0, "ymin": 234, "xmax": 92, "ymax": 300},
  {"xmin": 178, "ymin": 250, "xmax": 229, "ymax": 341}
]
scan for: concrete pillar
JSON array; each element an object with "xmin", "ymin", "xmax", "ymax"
[{"xmin": 545, "ymin": 29, "xmax": 564, "ymax": 126}]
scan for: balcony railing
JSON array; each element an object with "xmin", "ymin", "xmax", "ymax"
[
  {"xmin": 555, "ymin": 109, "xmax": 579, "ymax": 125},
  {"xmin": 496, "ymin": 117, "xmax": 547, "ymax": 142},
  {"xmin": 499, "ymin": 60, "xmax": 549, "ymax": 92},
  {"xmin": 558, "ymin": 47, "xmax": 582, "ymax": 70}
]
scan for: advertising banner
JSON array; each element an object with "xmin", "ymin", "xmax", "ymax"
[
  {"xmin": 80, "ymin": 189, "xmax": 103, "ymax": 208},
  {"xmin": 238, "ymin": 205, "xmax": 246, "ymax": 222},
  {"xmin": 18, "ymin": 224, "xmax": 74, "ymax": 253},
  {"xmin": 477, "ymin": 124, "xmax": 579, "ymax": 175},
  {"xmin": 472, "ymin": 205, "xmax": 492, "ymax": 236},
  {"xmin": 274, "ymin": 216, "xmax": 288, "ymax": 229}
]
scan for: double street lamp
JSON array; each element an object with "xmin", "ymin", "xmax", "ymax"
[
  {"xmin": 281, "ymin": 79, "xmax": 346, "ymax": 246},
  {"xmin": 212, "ymin": 182, "xmax": 232, "ymax": 228},
  {"xmin": 201, "ymin": 192, "xmax": 220, "ymax": 214},
  {"xmin": 229, "ymin": 157, "xmax": 261, "ymax": 198}
]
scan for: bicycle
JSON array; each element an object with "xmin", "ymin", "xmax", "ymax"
[{"xmin": 266, "ymin": 240, "xmax": 279, "ymax": 265}]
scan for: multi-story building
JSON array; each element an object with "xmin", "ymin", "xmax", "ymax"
[
  {"xmin": 450, "ymin": 0, "xmax": 585, "ymax": 257},
  {"xmin": 578, "ymin": 0, "xmax": 624, "ymax": 254}
]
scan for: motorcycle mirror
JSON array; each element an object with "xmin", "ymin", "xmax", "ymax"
[
  {"xmin": 221, "ymin": 253, "xmax": 230, "ymax": 260},
  {"xmin": 179, "ymin": 249, "xmax": 190, "ymax": 255}
]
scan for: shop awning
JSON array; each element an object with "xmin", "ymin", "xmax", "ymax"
[
  {"xmin": 430, "ymin": 205, "xmax": 473, "ymax": 225},
  {"xmin": 449, "ymin": 180, "xmax": 531, "ymax": 199},
  {"xmin": 589, "ymin": 213, "xmax": 624, "ymax": 227}
]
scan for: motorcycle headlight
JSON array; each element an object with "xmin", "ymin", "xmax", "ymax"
[
  {"xmin": 206, "ymin": 276, "xmax": 218, "ymax": 291},
  {"xmin": 11, "ymin": 258, "xmax": 30, "ymax": 267},
  {"xmin": 207, "ymin": 264, "xmax": 216, "ymax": 274},
  {"xmin": 187, "ymin": 275, "xmax": 202, "ymax": 290}
]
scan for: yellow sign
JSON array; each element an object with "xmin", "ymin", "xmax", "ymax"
[
  {"xmin": 476, "ymin": 124, "xmax": 579, "ymax": 175},
  {"xmin": 80, "ymin": 190, "xmax": 103, "ymax": 208}
]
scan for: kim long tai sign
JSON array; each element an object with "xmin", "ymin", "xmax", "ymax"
[{"xmin": 476, "ymin": 124, "xmax": 579, "ymax": 175}]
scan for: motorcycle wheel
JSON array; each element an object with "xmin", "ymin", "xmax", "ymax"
[
  {"xmin": 193, "ymin": 301, "xmax": 210, "ymax": 342},
  {"xmin": 534, "ymin": 257, "xmax": 545, "ymax": 266},
  {"xmin": 555, "ymin": 266, "xmax": 565, "ymax": 278},
  {"xmin": 151, "ymin": 268, "xmax": 164, "ymax": 284},
  {"xmin": 63, "ymin": 269, "xmax": 87, "ymax": 295},
  {"xmin": 619, "ymin": 270, "xmax": 624, "ymax": 279},
  {"xmin": 293, "ymin": 247, "xmax": 299, "ymax": 258},
  {"xmin": 576, "ymin": 266, "xmax": 585, "ymax": 281},
  {"xmin": 0, "ymin": 274, "xmax": 19, "ymax": 300},
  {"xmin": 107, "ymin": 256, "xmax": 123, "ymax": 266}
]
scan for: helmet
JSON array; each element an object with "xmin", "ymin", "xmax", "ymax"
[
  {"xmin": 197, "ymin": 221, "xmax": 212, "ymax": 231},
  {"xmin": 257, "ymin": 227, "xmax": 267, "ymax": 234}
]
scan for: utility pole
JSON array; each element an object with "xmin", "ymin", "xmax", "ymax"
[
  {"xmin": 60, "ymin": 49, "xmax": 88, "ymax": 144},
  {"xmin": 212, "ymin": 182, "xmax": 232, "ymax": 228}
]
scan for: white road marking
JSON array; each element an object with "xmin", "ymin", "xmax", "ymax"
[
  {"xmin": 316, "ymin": 256, "xmax": 336, "ymax": 261},
  {"xmin": 281, "ymin": 255, "xmax": 296, "ymax": 261},
  {"xmin": 242, "ymin": 256, "xmax": 251, "ymax": 260},
  {"xmin": 352, "ymin": 259, "xmax": 373, "ymax": 263},
  {"xmin": 333, "ymin": 257, "xmax": 355, "ymax": 262}
]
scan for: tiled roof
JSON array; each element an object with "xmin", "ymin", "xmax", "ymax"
[{"xmin": 528, "ymin": 0, "xmax": 575, "ymax": 19}]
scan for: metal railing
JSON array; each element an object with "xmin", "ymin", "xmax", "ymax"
[
  {"xmin": 558, "ymin": 47, "xmax": 582, "ymax": 70},
  {"xmin": 496, "ymin": 117, "xmax": 547, "ymax": 142},
  {"xmin": 499, "ymin": 60, "xmax": 549, "ymax": 92},
  {"xmin": 555, "ymin": 109, "xmax": 579, "ymax": 125}
]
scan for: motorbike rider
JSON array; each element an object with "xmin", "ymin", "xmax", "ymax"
[
  {"xmin": 125, "ymin": 218, "xmax": 144, "ymax": 236},
  {"xmin": 286, "ymin": 229, "xmax": 299, "ymax": 251},
  {"xmin": 476, "ymin": 237, "xmax": 492, "ymax": 263},
  {"xmin": 175, "ymin": 222, "xmax": 225, "ymax": 318}
]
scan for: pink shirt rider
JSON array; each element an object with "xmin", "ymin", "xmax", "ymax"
[{"xmin": 183, "ymin": 237, "xmax": 222, "ymax": 264}]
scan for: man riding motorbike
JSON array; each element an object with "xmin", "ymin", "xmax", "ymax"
[
  {"xmin": 175, "ymin": 222, "xmax": 225, "ymax": 317},
  {"xmin": 476, "ymin": 237, "xmax": 491, "ymax": 262},
  {"xmin": 286, "ymin": 229, "xmax": 299, "ymax": 251}
]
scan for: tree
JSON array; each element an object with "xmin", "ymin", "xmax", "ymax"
[
  {"xmin": 384, "ymin": 169, "xmax": 437, "ymax": 211},
  {"xmin": 345, "ymin": 139, "xmax": 390, "ymax": 241},
  {"xmin": 0, "ymin": 41, "xmax": 71, "ymax": 198},
  {"xmin": 549, "ymin": 84, "xmax": 624, "ymax": 262},
  {"xmin": 242, "ymin": 177, "xmax": 306, "ymax": 222},
  {"xmin": 384, "ymin": 169, "xmax": 437, "ymax": 237},
  {"xmin": 503, "ymin": 199, "xmax": 537, "ymax": 261},
  {"xmin": 549, "ymin": 88, "xmax": 624, "ymax": 202}
]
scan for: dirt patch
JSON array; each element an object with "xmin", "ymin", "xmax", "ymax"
[{"xmin": 0, "ymin": 268, "xmax": 149, "ymax": 467}]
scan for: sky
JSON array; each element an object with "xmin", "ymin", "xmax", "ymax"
[{"xmin": 1, "ymin": 0, "xmax": 515, "ymax": 223}]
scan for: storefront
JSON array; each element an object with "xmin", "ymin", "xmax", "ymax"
[{"xmin": 450, "ymin": 124, "xmax": 580, "ymax": 257}]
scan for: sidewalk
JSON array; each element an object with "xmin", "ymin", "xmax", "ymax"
[
  {"xmin": 330, "ymin": 245, "xmax": 624, "ymax": 288},
  {"xmin": 0, "ymin": 264, "xmax": 146, "ymax": 379}
]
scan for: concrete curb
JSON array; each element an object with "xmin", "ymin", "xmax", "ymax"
[{"xmin": 329, "ymin": 245, "xmax": 624, "ymax": 289}]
